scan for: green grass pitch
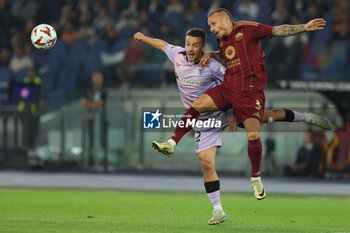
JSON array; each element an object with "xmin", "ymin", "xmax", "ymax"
[{"xmin": 0, "ymin": 188, "xmax": 349, "ymax": 233}]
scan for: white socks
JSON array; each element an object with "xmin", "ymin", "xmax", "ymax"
[
  {"xmin": 214, "ymin": 204, "xmax": 223, "ymax": 211},
  {"xmin": 167, "ymin": 139, "xmax": 176, "ymax": 147},
  {"xmin": 251, "ymin": 176, "xmax": 261, "ymax": 182}
]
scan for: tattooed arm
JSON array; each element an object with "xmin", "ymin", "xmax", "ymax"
[
  {"xmin": 272, "ymin": 24, "xmax": 305, "ymax": 37},
  {"xmin": 271, "ymin": 18, "xmax": 326, "ymax": 37}
]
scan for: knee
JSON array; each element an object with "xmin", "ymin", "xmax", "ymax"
[
  {"xmin": 263, "ymin": 110, "xmax": 271, "ymax": 123},
  {"xmin": 200, "ymin": 158, "xmax": 215, "ymax": 171},
  {"xmin": 247, "ymin": 132, "xmax": 260, "ymax": 141}
]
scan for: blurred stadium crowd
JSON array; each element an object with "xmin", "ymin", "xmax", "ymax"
[{"xmin": 0, "ymin": 0, "xmax": 349, "ymax": 109}]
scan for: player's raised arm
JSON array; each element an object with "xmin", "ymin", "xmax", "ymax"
[
  {"xmin": 271, "ymin": 18, "xmax": 326, "ymax": 37},
  {"xmin": 134, "ymin": 32, "xmax": 168, "ymax": 52}
]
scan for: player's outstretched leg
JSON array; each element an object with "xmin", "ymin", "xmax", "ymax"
[
  {"xmin": 152, "ymin": 106, "xmax": 199, "ymax": 156},
  {"xmin": 305, "ymin": 112, "xmax": 333, "ymax": 130},
  {"xmin": 153, "ymin": 94, "xmax": 219, "ymax": 156},
  {"xmin": 264, "ymin": 109, "xmax": 333, "ymax": 130},
  {"xmin": 152, "ymin": 140, "xmax": 175, "ymax": 157}
]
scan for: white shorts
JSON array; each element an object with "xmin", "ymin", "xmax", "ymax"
[{"xmin": 194, "ymin": 109, "xmax": 232, "ymax": 153}]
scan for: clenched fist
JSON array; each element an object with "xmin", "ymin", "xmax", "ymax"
[{"xmin": 134, "ymin": 32, "xmax": 145, "ymax": 42}]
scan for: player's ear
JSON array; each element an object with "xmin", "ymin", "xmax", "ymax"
[{"xmin": 224, "ymin": 15, "xmax": 231, "ymax": 25}]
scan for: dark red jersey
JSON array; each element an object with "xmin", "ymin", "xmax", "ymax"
[{"xmin": 218, "ymin": 21, "xmax": 273, "ymax": 92}]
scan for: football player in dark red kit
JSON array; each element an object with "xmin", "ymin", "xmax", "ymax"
[{"xmin": 153, "ymin": 8, "xmax": 327, "ymax": 200}]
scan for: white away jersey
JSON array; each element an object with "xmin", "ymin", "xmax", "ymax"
[
  {"xmin": 164, "ymin": 44, "xmax": 229, "ymax": 126},
  {"xmin": 165, "ymin": 45, "xmax": 226, "ymax": 108}
]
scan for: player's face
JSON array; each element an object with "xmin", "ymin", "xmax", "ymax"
[
  {"xmin": 208, "ymin": 12, "xmax": 229, "ymax": 39},
  {"xmin": 185, "ymin": 35, "xmax": 205, "ymax": 63}
]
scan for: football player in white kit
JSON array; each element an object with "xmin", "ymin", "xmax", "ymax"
[{"xmin": 134, "ymin": 28, "xmax": 332, "ymax": 225}]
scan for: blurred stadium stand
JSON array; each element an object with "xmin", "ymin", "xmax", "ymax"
[
  {"xmin": 0, "ymin": 0, "xmax": 349, "ymax": 179},
  {"xmin": 0, "ymin": 0, "xmax": 348, "ymax": 105}
]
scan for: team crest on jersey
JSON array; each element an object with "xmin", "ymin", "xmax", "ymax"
[
  {"xmin": 236, "ymin": 32, "xmax": 243, "ymax": 41},
  {"xmin": 225, "ymin": 46, "xmax": 235, "ymax": 59}
]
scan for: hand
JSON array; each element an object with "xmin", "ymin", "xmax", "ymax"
[
  {"xmin": 199, "ymin": 51, "xmax": 212, "ymax": 68},
  {"xmin": 305, "ymin": 18, "xmax": 326, "ymax": 31},
  {"xmin": 229, "ymin": 114, "xmax": 237, "ymax": 132},
  {"xmin": 134, "ymin": 32, "xmax": 145, "ymax": 42}
]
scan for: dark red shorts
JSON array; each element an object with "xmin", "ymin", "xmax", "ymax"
[{"xmin": 205, "ymin": 83, "xmax": 265, "ymax": 125}]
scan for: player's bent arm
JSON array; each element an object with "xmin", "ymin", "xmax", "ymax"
[
  {"xmin": 134, "ymin": 32, "xmax": 168, "ymax": 52},
  {"xmin": 210, "ymin": 51, "xmax": 225, "ymax": 65},
  {"xmin": 199, "ymin": 50, "xmax": 225, "ymax": 67},
  {"xmin": 271, "ymin": 18, "xmax": 326, "ymax": 37}
]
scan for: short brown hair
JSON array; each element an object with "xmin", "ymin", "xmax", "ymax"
[
  {"xmin": 185, "ymin": 28, "xmax": 207, "ymax": 45},
  {"xmin": 208, "ymin": 8, "xmax": 233, "ymax": 22}
]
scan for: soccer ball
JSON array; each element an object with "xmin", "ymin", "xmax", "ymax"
[{"xmin": 30, "ymin": 24, "xmax": 57, "ymax": 50}]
